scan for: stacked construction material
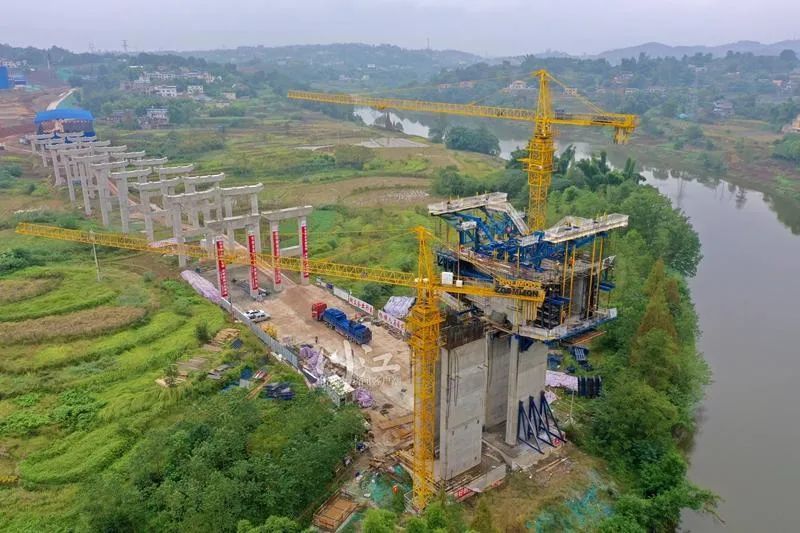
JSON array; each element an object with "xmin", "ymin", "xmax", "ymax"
[
  {"xmin": 181, "ymin": 270, "xmax": 221, "ymax": 303},
  {"xmin": 383, "ymin": 296, "xmax": 415, "ymax": 319},
  {"xmin": 577, "ymin": 376, "xmax": 602, "ymax": 398},
  {"xmin": 354, "ymin": 387, "xmax": 374, "ymax": 408},
  {"xmin": 300, "ymin": 345, "xmax": 326, "ymax": 379},
  {"xmin": 546, "ymin": 370, "xmax": 578, "ymax": 391},
  {"xmin": 263, "ymin": 382, "xmax": 294, "ymax": 400}
]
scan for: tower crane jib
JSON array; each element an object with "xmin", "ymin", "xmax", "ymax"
[{"xmin": 287, "ymin": 69, "xmax": 638, "ymax": 232}]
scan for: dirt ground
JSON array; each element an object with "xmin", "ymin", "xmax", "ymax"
[
  {"xmin": 206, "ymin": 263, "xmax": 413, "ymax": 413},
  {"xmin": 467, "ymin": 444, "xmax": 614, "ymax": 531},
  {"xmin": 0, "ymin": 88, "xmax": 68, "ymax": 143},
  {"xmin": 268, "ymin": 175, "xmax": 433, "ymax": 206}
]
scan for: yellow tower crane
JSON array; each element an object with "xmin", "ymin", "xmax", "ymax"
[
  {"xmin": 15, "ymin": 222, "xmax": 544, "ymax": 510},
  {"xmin": 288, "ymin": 69, "xmax": 638, "ymax": 231}
]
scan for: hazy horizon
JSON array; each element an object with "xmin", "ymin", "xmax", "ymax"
[{"xmin": 1, "ymin": 0, "xmax": 798, "ymax": 57}]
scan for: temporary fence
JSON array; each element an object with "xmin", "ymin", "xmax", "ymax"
[
  {"xmin": 230, "ymin": 305, "xmax": 300, "ymax": 369},
  {"xmin": 326, "ymin": 281, "xmax": 407, "ymax": 334}
]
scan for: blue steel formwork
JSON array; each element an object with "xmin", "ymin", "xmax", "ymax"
[
  {"xmin": 517, "ymin": 391, "xmax": 565, "ymax": 453},
  {"xmin": 428, "ymin": 193, "xmax": 628, "ymax": 343}
]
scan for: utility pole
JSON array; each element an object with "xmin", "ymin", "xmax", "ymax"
[
  {"xmin": 122, "ymin": 40, "xmax": 129, "ymax": 54},
  {"xmin": 90, "ymin": 230, "xmax": 101, "ymax": 281}
]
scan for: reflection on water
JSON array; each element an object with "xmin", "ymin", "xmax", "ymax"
[
  {"xmin": 645, "ymin": 171, "xmax": 800, "ymax": 533},
  {"xmin": 353, "ymin": 107, "xmax": 592, "ymax": 161},
  {"xmin": 642, "ymin": 165, "xmax": 800, "ymax": 234}
]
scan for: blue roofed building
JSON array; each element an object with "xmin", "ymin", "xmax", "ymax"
[{"xmin": 34, "ymin": 109, "xmax": 95, "ymax": 138}]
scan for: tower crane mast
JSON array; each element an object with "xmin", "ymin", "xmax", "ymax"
[
  {"xmin": 15, "ymin": 222, "xmax": 544, "ymax": 509},
  {"xmin": 288, "ymin": 69, "xmax": 638, "ymax": 231}
]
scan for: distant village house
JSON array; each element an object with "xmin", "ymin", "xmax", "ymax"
[{"xmin": 154, "ymin": 85, "xmax": 178, "ymax": 98}]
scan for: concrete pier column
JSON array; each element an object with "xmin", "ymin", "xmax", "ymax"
[
  {"xmin": 79, "ymin": 163, "xmax": 92, "ymax": 216},
  {"xmin": 51, "ymin": 150, "xmax": 62, "ymax": 185},
  {"xmin": 205, "ymin": 230, "xmax": 216, "ymax": 258},
  {"xmin": 298, "ymin": 215, "xmax": 309, "ymax": 285},
  {"xmin": 504, "ymin": 336, "xmax": 521, "ymax": 446},
  {"xmin": 250, "ymin": 194, "xmax": 259, "ymax": 215},
  {"xmin": 141, "ymin": 191, "xmax": 154, "ymax": 241},
  {"xmin": 170, "ymin": 202, "xmax": 186, "ymax": 267},
  {"xmin": 97, "ymin": 169, "xmax": 111, "ymax": 226},
  {"xmin": 65, "ymin": 158, "xmax": 77, "ymax": 204},
  {"xmin": 224, "ymin": 197, "xmax": 234, "ymax": 218},
  {"xmin": 215, "ymin": 189, "xmax": 224, "ymax": 220},
  {"xmin": 188, "ymin": 205, "xmax": 200, "ymax": 228},
  {"xmin": 269, "ymin": 220, "xmax": 282, "ymax": 292},
  {"xmin": 247, "ymin": 227, "xmax": 259, "ymax": 299},
  {"xmin": 226, "ymin": 224, "xmax": 236, "ymax": 249},
  {"xmin": 64, "ymin": 156, "xmax": 73, "ymax": 182},
  {"xmin": 118, "ymin": 179, "xmax": 130, "ymax": 233},
  {"xmin": 252, "ymin": 220, "xmax": 262, "ymax": 253},
  {"xmin": 86, "ymin": 163, "xmax": 97, "ymax": 199}
]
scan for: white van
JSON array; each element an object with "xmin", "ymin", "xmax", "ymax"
[{"xmin": 245, "ymin": 309, "xmax": 270, "ymax": 322}]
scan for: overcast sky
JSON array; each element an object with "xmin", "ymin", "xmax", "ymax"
[{"xmin": 1, "ymin": 0, "xmax": 798, "ymax": 56}]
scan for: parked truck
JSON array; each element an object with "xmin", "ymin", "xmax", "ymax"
[{"xmin": 319, "ymin": 307, "xmax": 372, "ymax": 345}]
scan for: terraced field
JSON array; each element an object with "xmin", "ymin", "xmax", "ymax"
[{"xmin": 0, "ymin": 263, "xmax": 228, "ymax": 530}]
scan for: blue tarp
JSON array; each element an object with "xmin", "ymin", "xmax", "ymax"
[{"xmin": 34, "ymin": 108, "xmax": 94, "ymax": 124}]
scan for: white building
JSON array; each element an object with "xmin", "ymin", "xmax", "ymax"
[
  {"xmin": 504, "ymin": 80, "xmax": 533, "ymax": 93},
  {"xmin": 222, "ymin": 91, "xmax": 237, "ymax": 101},
  {"xmin": 148, "ymin": 71, "xmax": 175, "ymax": 81},
  {"xmin": 146, "ymin": 107, "xmax": 169, "ymax": 121},
  {"xmin": 141, "ymin": 107, "xmax": 170, "ymax": 129},
  {"xmin": 154, "ymin": 85, "xmax": 178, "ymax": 98},
  {"xmin": 187, "ymin": 85, "xmax": 204, "ymax": 96}
]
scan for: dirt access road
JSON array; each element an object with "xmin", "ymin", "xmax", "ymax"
[{"xmin": 0, "ymin": 86, "xmax": 70, "ymax": 149}]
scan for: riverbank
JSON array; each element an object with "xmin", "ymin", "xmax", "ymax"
[{"xmin": 647, "ymin": 173, "xmax": 800, "ymax": 532}]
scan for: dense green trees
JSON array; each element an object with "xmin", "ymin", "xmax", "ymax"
[
  {"xmin": 362, "ymin": 499, "xmax": 468, "ymax": 533},
  {"xmin": 82, "ymin": 392, "xmax": 364, "ymax": 532},
  {"xmin": 773, "ymin": 133, "xmax": 800, "ymax": 162},
  {"xmin": 590, "ymin": 259, "xmax": 714, "ymax": 530},
  {"xmin": 237, "ymin": 516, "xmax": 309, "ymax": 532},
  {"xmin": 444, "ymin": 125, "xmax": 500, "ymax": 155},
  {"xmin": 334, "ymin": 145, "xmax": 375, "ymax": 169}
]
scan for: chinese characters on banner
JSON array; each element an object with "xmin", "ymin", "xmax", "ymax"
[
  {"xmin": 271, "ymin": 230, "xmax": 281, "ymax": 286},
  {"xmin": 347, "ymin": 294, "xmax": 374, "ymax": 315},
  {"xmin": 378, "ymin": 310, "xmax": 406, "ymax": 333},
  {"xmin": 247, "ymin": 232, "xmax": 259, "ymax": 292},
  {"xmin": 300, "ymin": 221, "xmax": 309, "ymax": 281},
  {"xmin": 215, "ymin": 239, "xmax": 229, "ymax": 299},
  {"xmin": 331, "ymin": 284, "xmax": 406, "ymax": 333}
]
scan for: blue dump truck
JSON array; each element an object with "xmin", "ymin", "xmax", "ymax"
[{"xmin": 321, "ymin": 307, "xmax": 372, "ymax": 345}]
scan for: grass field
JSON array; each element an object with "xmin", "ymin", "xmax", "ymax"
[
  {"xmin": 0, "ymin": 258, "xmax": 237, "ymax": 529},
  {"xmin": 0, "ymin": 159, "xmax": 246, "ymax": 529},
  {"xmin": 0, "ymin": 151, "xmax": 378, "ymax": 531}
]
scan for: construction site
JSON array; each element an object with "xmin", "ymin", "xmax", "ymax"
[{"xmin": 8, "ymin": 69, "xmax": 638, "ymax": 528}]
